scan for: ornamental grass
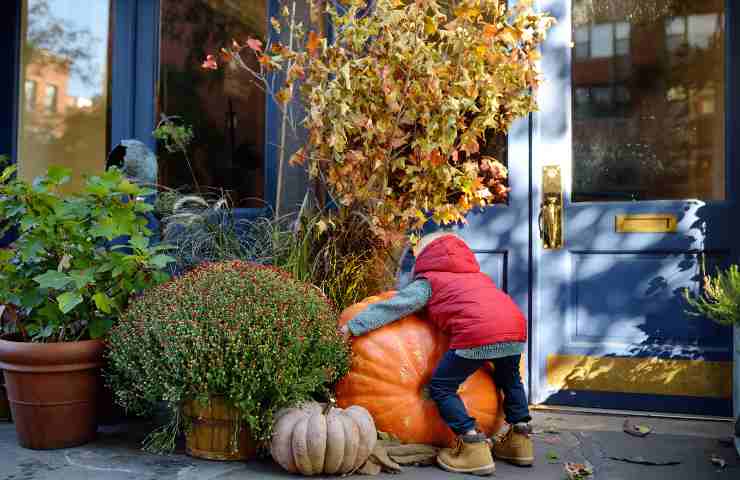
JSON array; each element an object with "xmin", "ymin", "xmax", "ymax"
[{"xmin": 106, "ymin": 260, "xmax": 350, "ymax": 453}]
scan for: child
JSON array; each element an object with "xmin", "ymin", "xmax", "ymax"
[{"xmin": 340, "ymin": 231, "xmax": 533, "ymax": 476}]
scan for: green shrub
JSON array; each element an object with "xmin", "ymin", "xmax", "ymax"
[
  {"xmin": 0, "ymin": 166, "xmax": 172, "ymax": 342},
  {"xmin": 685, "ymin": 265, "xmax": 740, "ymax": 327},
  {"xmin": 106, "ymin": 260, "xmax": 350, "ymax": 453}
]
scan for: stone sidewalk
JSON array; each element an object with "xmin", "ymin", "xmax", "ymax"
[{"xmin": 0, "ymin": 411, "xmax": 738, "ymax": 480}]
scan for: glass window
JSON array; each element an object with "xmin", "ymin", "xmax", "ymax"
[
  {"xmin": 158, "ymin": 0, "xmax": 268, "ymax": 208},
  {"xmin": 688, "ymin": 14, "xmax": 720, "ymax": 49},
  {"xmin": 574, "ymin": 26, "xmax": 590, "ymax": 59},
  {"xmin": 24, "ymin": 80, "xmax": 36, "ymax": 111},
  {"xmin": 17, "ymin": 0, "xmax": 111, "ymax": 191},
  {"xmin": 590, "ymin": 23, "xmax": 614, "ymax": 58},
  {"xmin": 665, "ymin": 17, "xmax": 686, "ymax": 52},
  {"xmin": 615, "ymin": 21, "xmax": 630, "ymax": 56},
  {"xmin": 572, "ymin": 0, "xmax": 725, "ymax": 202},
  {"xmin": 43, "ymin": 84, "xmax": 58, "ymax": 113}
]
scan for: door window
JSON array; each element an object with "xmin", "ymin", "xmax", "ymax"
[
  {"xmin": 158, "ymin": 0, "xmax": 267, "ymax": 207},
  {"xmin": 17, "ymin": 0, "xmax": 112, "ymax": 191},
  {"xmin": 572, "ymin": 0, "xmax": 725, "ymax": 202}
]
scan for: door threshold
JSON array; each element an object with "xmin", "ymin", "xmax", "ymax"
[{"xmin": 530, "ymin": 404, "xmax": 734, "ymax": 423}]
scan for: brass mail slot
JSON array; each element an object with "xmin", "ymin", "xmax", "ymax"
[{"xmin": 615, "ymin": 214, "xmax": 677, "ymax": 233}]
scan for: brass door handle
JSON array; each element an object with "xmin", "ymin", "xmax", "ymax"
[
  {"xmin": 540, "ymin": 165, "xmax": 563, "ymax": 249},
  {"xmin": 539, "ymin": 195, "xmax": 562, "ymax": 249}
]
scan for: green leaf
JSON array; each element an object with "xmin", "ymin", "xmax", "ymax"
[
  {"xmin": 57, "ymin": 291, "xmax": 83, "ymax": 314},
  {"xmin": 0, "ymin": 165, "xmax": 17, "ymax": 183},
  {"xmin": 19, "ymin": 289, "xmax": 45, "ymax": 309},
  {"xmin": 57, "ymin": 292, "xmax": 82, "ymax": 313},
  {"xmin": 19, "ymin": 240, "xmax": 44, "ymax": 262},
  {"xmin": 46, "ymin": 166, "xmax": 72, "ymax": 185},
  {"xmin": 69, "ymin": 269, "xmax": 95, "ymax": 289},
  {"xmin": 33, "ymin": 270, "xmax": 72, "ymax": 290},
  {"xmin": 90, "ymin": 216, "xmax": 117, "ymax": 240},
  {"xmin": 129, "ymin": 235, "xmax": 149, "ymax": 251},
  {"xmin": 134, "ymin": 201, "xmax": 155, "ymax": 213},
  {"xmin": 150, "ymin": 254, "xmax": 175, "ymax": 269},
  {"xmin": 92, "ymin": 292, "xmax": 113, "ymax": 314},
  {"xmin": 88, "ymin": 317, "xmax": 113, "ymax": 339},
  {"xmin": 116, "ymin": 179, "xmax": 140, "ymax": 195},
  {"xmin": 19, "ymin": 216, "xmax": 38, "ymax": 231}
]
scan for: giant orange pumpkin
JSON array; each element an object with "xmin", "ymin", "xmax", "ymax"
[{"xmin": 336, "ymin": 292, "xmax": 505, "ymax": 447}]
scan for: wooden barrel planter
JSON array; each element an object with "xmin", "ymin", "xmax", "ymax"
[{"xmin": 183, "ymin": 396, "xmax": 257, "ymax": 461}]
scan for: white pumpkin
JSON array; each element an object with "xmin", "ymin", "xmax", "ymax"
[{"xmin": 271, "ymin": 401, "xmax": 377, "ymax": 475}]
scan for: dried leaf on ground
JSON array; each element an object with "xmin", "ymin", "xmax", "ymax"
[
  {"xmin": 564, "ymin": 462, "xmax": 594, "ymax": 480},
  {"xmin": 623, "ymin": 419, "xmax": 652, "ymax": 437},
  {"xmin": 710, "ymin": 454, "xmax": 727, "ymax": 469}
]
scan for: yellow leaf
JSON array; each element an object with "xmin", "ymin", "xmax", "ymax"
[
  {"xmin": 276, "ymin": 87, "xmax": 292, "ymax": 104},
  {"xmin": 424, "ymin": 16, "xmax": 437, "ymax": 36}
]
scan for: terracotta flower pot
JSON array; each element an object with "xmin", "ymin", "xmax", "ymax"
[
  {"xmin": 183, "ymin": 396, "xmax": 257, "ymax": 461},
  {"xmin": 0, "ymin": 379, "xmax": 10, "ymax": 421},
  {"xmin": 0, "ymin": 338, "xmax": 105, "ymax": 449}
]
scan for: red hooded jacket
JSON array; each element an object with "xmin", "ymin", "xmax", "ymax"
[{"xmin": 413, "ymin": 235, "xmax": 527, "ymax": 349}]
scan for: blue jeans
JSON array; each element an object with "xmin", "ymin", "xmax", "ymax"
[{"xmin": 429, "ymin": 351, "xmax": 531, "ymax": 435}]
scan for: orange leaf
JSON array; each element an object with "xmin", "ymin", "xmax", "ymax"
[
  {"xmin": 430, "ymin": 149, "xmax": 445, "ymax": 167},
  {"xmin": 482, "ymin": 23, "xmax": 498, "ymax": 40},
  {"xmin": 307, "ymin": 31, "xmax": 321, "ymax": 57}
]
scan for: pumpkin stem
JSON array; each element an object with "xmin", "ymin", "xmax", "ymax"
[{"xmin": 323, "ymin": 397, "xmax": 337, "ymax": 415}]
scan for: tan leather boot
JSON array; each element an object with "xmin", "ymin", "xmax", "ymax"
[
  {"xmin": 437, "ymin": 433, "xmax": 495, "ymax": 476},
  {"xmin": 492, "ymin": 423, "xmax": 534, "ymax": 466}
]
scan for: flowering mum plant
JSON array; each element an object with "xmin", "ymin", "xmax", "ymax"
[
  {"xmin": 106, "ymin": 260, "xmax": 350, "ymax": 453},
  {"xmin": 205, "ymin": 0, "xmax": 555, "ymax": 237}
]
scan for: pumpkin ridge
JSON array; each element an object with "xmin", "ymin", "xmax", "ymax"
[
  {"xmin": 340, "ymin": 370, "xmax": 419, "ymax": 393},
  {"xmin": 346, "ymin": 352, "xmax": 418, "ymax": 387},
  {"xmin": 355, "ymin": 332, "xmax": 415, "ymax": 374},
  {"xmin": 387, "ymin": 324, "xmax": 427, "ymax": 381},
  {"xmin": 363, "ymin": 398, "xmax": 420, "ymax": 421}
]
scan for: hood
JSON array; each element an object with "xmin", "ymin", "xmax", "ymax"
[{"xmin": 413, "ymin": 235, "xmax": 480, "ymax": 275}]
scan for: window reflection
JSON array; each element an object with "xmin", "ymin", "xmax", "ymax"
[
  {"xmin": 158, "ymin": 0, "xmax": 267, "ymax": 207},
  {"xmin": 17, "ymin": 0, "xmax": 111, "ymax": 191},
  {"xmin": 572, "ymin": 0, "xmax": 725, "ymax": 202}
]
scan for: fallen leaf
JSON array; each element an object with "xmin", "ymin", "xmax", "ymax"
[
  {"xmin": 546, "ymin": 451, "xmax": 560, "ymax": 463},
  {"xmin": 710, "ymin": 454, "xmax": 726, "ymax": 469},
  {"xmin": 623, "ymin": 419, "xmax": 652, "ymax": 437},
  {"xmin": 564, "ymin": 462, "xmax": 593, "ymax": 480}
]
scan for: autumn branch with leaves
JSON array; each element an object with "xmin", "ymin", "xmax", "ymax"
[{"xmin": 205, "ymin": 0, "xmax": 555, "ymax": 239}]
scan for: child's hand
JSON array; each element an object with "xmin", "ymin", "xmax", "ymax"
[{"xmin": 339, "ymin": 325, "xmax": 351, "ymax": 342}]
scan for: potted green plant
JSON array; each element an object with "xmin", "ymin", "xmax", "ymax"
[
  {"xmin": 685, "ymin": 265, "xmax": 740, "ymax": 454},
  {"xmin": 0, "ymin": 165, "xmax": 173, "ymax": 449},
  {"xmin": 106, "ymin": 260, "xmax": 350, "ymax": 459}
]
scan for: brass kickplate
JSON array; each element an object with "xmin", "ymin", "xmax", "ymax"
[{"xmin": 615, "ymin": 214, "xmax": 677, "ymax": 233}]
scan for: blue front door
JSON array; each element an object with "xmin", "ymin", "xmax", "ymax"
[{"xmin": 530, "ymin": 0, "xmax": 737, "ymax": 416}]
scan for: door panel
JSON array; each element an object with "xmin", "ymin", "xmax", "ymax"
[{"xmin": 533, "ymin": 0, "xmax": 735, "ymax": 416}]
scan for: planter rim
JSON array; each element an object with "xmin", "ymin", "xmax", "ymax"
[{"xmin": 0, "ymin": 338, "xmax": 104, "ymax": 372}]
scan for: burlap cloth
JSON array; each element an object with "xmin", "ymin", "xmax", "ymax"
[{"xmin": 356, "ymin": 432, "xmax": 440, "ymax": 475}]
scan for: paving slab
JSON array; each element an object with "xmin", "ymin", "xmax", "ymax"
[{"xmin": 0, "ymin": 411, "xmax": 737, "ymax": 480}]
